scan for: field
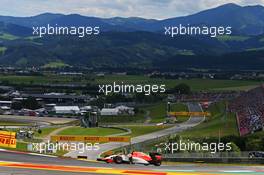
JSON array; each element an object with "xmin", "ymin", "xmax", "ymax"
[
  {"xmin": 179, "ymin": 101, "xmax": 239, "ymax": 138},
  {"xmin": 43, "ymin": 61, "xmax": 70, "ymax": 68},
  {"xmin": 0, "ymin": 74, "xmax": 261, "ymax": 91},
  {"xmin": 170, "ymin": 103, "xmax": 190, "ymax": 122},
  {"xmin": 145, "ymin": 102, "xmax": 189, "ymax": 123},
  {"xmin": 34, "ymin": 127, "xmax": 61, "ymax": 137},
  {"xmin": 136, "ymin": 101, "xmax": 239, "ymax": 153},
  {"xmin": 0, "ymin": 75, "xmax": 74, "ymax": 84},
  {"xmin": 0, "ymin": 142, "xmax": 27, "ymax": 152},
  {"xmin": 100, "ymin": 112, "xmax": 146, "ymax": 123},
  {"xmin": 120, "ymin": 125, "xmax": 172, "ymax": 138},
  {"xmin": 145, "ymin": 103, "xmax": 167, "ymax": 123},
  {"xmin": 58, "ymin": 127, "xmax": 124, "ymax": 136}
]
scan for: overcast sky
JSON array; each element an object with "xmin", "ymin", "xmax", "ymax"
[{"xmin": 1, "ymin": 0, "xmax": 264, "ymax": 19}]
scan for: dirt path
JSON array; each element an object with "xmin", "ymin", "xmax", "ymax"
[{"xmin": 42, "ymin": 126, "xmax": 74, "ymax": 141}]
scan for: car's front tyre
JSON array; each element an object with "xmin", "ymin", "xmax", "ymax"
[{"xmin": 114, "ymin": 156, "xmax": 123, "ymax": 164}]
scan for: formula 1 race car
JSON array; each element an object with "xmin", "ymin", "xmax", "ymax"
[{"xmin": 97, "ymin": 151, "xmax": 162, "ymax": 166}]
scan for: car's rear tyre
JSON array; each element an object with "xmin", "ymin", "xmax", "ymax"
[
  {"xmin": 114, "ymin": 156, "xmax": 123, "ymax": 164},
  {"xmin": 154, "ymin": 161, "xmax": 161, "ymax": 166}
]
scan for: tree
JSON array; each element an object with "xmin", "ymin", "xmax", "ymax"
[
  {"xmin": 11, "ymin": 102, "xmax": 22, "ymax": 110},
  {"xmin": 38, "ymin": 129, "xmax": 42, "ymax": 134},
  {"xmin": 229, "ymin": 142, "xmax": 241, "ymax": 152},
  {"xmin": 21, "ymin": 97, "xmax": 40, "ymax": 110},
  {"xmin": 229, "ymin": 142, "xmax": 241, "ymax": 157},
  {"xmin": 172, "ymin": 83, "xmax": 191, "ymax": 94},
  {"xmin": 246, "ymin": 139, "xmax": 262, "ymax": 151}
]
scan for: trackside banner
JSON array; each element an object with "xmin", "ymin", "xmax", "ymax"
[
  {"xmin": 0, "ymin": 131, "xmax": 16, "ymax": 148},
  {"xmin": 51, "ymin": 135, "xmax": 131, "ymax": 143},
  {"xmin": 168, "ymin": 112, "xmax": 211, "ymax": 116}
]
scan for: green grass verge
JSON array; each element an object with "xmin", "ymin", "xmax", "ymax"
[
  {"xmin": 100, "ymin": 113, "xmax": 145, "ymax": 123},
  {"xmin": 0, "ymin": 121, "xmax": 29, "ymax": 126},
  {"xmin": 135, "ymin": 101, "xmax": 239, "ymax": 153},
  {"xmin": 171, "ymin": 103, "xmax": 190, "ymax": 122},
  {"xmin": 58, "ymin": 127, "xmax": 124, "ymax": 136},
  {"xmin": 120, "ymin": 125, "xmax": 171, "ymax": 138},
  {"xmin": 0, "ymin": 142, "xmax": 27, "ymax": 152},
  {"xmin": 146, "ymin": 102, "xmax": 189, "ymax": 123},
  {"xmin": 34, "ymin": 127, "xmax": 61, "ymax": 138},
  {"xmin": 0, "ymin": 141, "xmax": 69, "ymax": 157},
  {"xmin": 146, "ymin": 103, "xmax": 167, "ymax": 123},
  {"xmin": 179, "ymin": 101, "xmax": 239, "ymax": 138}
]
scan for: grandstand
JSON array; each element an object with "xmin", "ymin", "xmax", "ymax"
[{"xmin": 229, "ymin": 85, "xmax": 264, "ymax": 136}]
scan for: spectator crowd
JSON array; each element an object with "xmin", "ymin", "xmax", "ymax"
[{"xmin": 229, "ymin": 86, "xmax": 264, "ymax": 136}]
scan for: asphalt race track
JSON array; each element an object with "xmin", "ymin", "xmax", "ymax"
[{"xmin": 0, "ymin": 150, "xmax": 263, "ymax": 175}]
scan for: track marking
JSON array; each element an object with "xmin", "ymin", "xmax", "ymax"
[
  {"xmin": 157, "ymin": 169, "xmax": 196, "ymax": 172},
  {"xmin": 0, "ymin": 161, "xmax": 262, "ymax": 175},
  {"xmin": 0, "ymin": 149, "xmax": 57, "ymax": 158},
  {"xmin": 221, "ymin": 170, "xmax": 256, "ymax": 173}
]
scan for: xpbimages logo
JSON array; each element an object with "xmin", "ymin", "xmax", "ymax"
[
  {"xmin": 161, "ymin": 140, "xmax": 232, "ymax": 154},
  {"xmin": 29, "ymin": 141, "xmax": 100, "ymax": 154},
  {"xmin": 164, "ymin": 24, "xmax": 232, "ymax": 38},
  {"xmin": 98, "ymin": 82, "xmax": 166, "ymax": 95},
  {"xmin": 32, "ymin": 24, "xmax": 100, "ymax": 37}
]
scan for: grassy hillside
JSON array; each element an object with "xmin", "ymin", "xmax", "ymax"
[
  {"xmin": 0, "ymin": 47, "xmax": 6, "ymax": 55},
  {"xmin": 0, "ymin": 30, "xmax": 263, "ymax": 69},
  {"xmin": 179, "ymin": 101, "xmax": 239, "ymax": 138},
  {"xmin": 0, "ymin": 33, "xmax": 18, "ymax": 40}
]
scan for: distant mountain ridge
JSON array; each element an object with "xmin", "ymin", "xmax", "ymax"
[
  {"xmin": 0, "ymin": 3, "xmax": 263, "ymax": 69},
  {"xmin": 0, "ymin": 3, "xmax": 264, "ymax": 35}
]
